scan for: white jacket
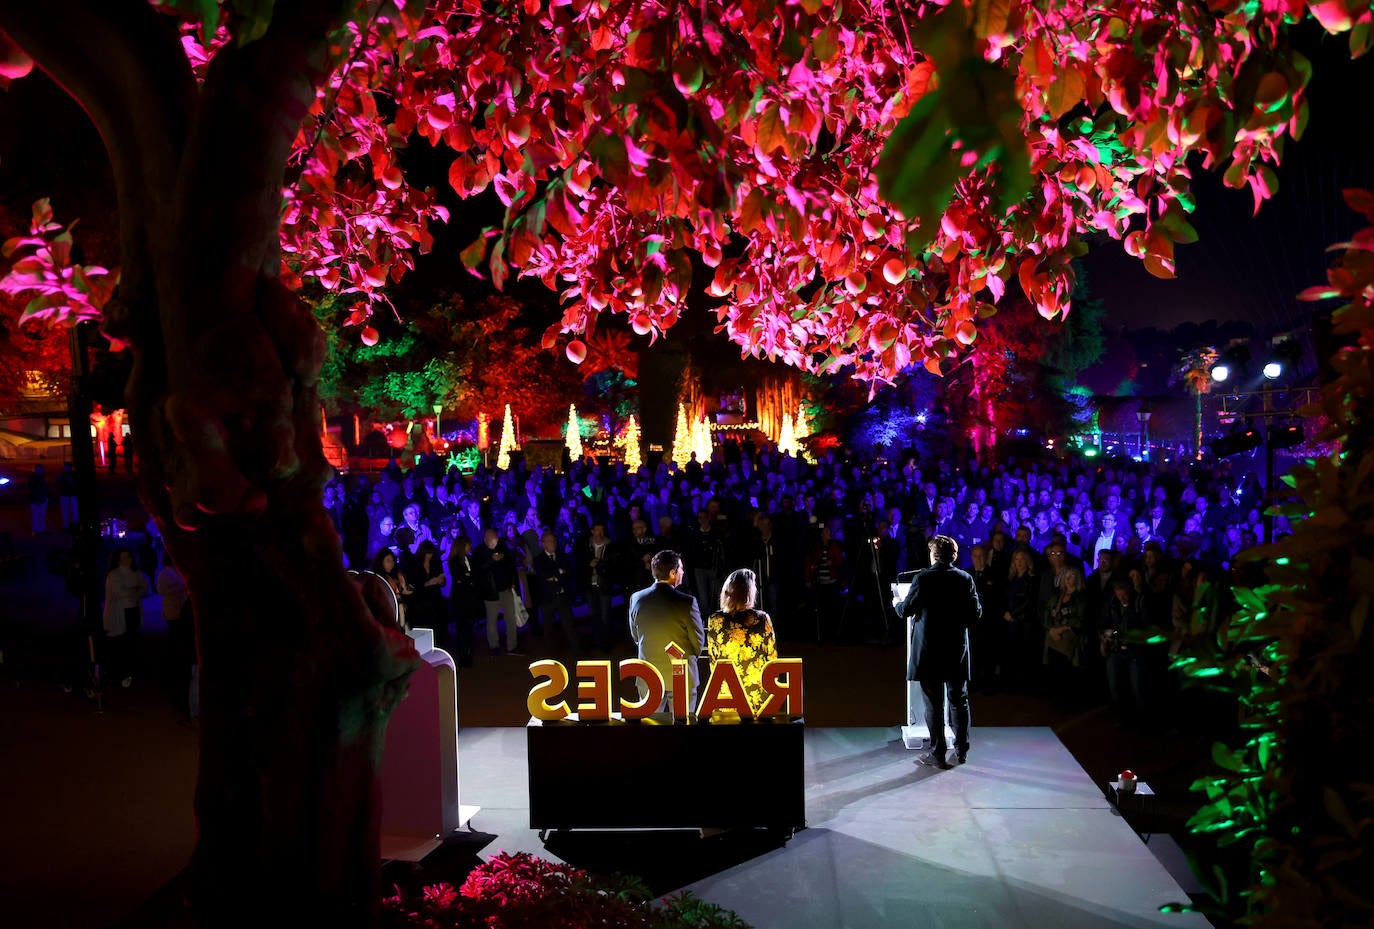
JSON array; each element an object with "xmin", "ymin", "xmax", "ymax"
[{"xmin": 103, "ymin": 566, "xmax": 149, "ymax": 636}]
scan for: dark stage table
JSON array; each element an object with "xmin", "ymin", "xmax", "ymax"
[{"xmin": 527, "ymin": 715, "xmax": 806, "ymax": 833}]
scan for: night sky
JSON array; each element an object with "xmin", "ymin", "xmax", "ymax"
[{"xmin": 1082, "ymin": 23, "xmax": 1374, "ymax": 336}]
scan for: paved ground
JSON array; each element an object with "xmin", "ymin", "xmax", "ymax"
[{"xmin": 0, "ymin": 466, "xmax": 1222, "ymax": 929}]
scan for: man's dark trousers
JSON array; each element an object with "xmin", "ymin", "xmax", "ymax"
[{"xmin": 921, "ymin": 678, "xmax": 971, "ymax": 759}]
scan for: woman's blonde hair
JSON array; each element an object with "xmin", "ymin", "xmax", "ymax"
[
  {"xmin": 1009, "ymin": 548, "xmax": 1035, "ymax": 579},
  {"xmin": 1061, "ymin": 567, "xmax": 1085, "ymax": 594},
  {"xmin": 719, "ymin": 568, "xmax": 757, "ymax": 613}
]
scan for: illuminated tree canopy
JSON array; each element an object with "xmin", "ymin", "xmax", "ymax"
[
  {"xmin": 279, "ymin": 0, "xmax": 1371, "ymax": 381},
  {"xmin": 6, "ymin": 0, "xmax": 1368, "ymax": 383}
]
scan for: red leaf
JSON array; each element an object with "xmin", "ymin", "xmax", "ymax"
[
  {"xmin": 1297, "ymin": 285, "xmax": 1341, "ymax": 301},
  {"xmin": 737, "ymin": 189, "xmax": 768, "ymax": 234},
  {"xmin": 1045, "ymin": 66, "xmax": 1086, "ymax": 119},
  {"xmin": 1343, "ymin": 188, "xmax": 1374, "ymax": 218},
  {"xmin": 1309, "ymin": 0, "xmax": 1353, "ymax": 32},
  {"xmin": 755, "ymin": 103, "xmax": 788, "ymax": 154}
]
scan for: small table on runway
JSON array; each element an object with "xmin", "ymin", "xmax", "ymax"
[{"xmin": 1106, "ymin": 780, "xmax": 1158, "ymax": 841}]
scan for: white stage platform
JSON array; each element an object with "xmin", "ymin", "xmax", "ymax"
[{"xmin": 453, "ymin": 726, "xmax": 1209, "ymax": 929}]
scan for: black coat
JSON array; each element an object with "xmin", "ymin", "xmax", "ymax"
[
  {"xmin": 473, "ymin": 541, "xmax": 517, "ymax": 601},
  {"xmin": 899, "ymin": 561, "xmax": 982, "ymax": 682},
  {"xmin": 531, "ymin": 549, "xmax": 573, "ymax": 604}
]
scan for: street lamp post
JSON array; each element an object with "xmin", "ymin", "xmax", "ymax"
[
  {"xmin": 1135, "ymin": 402, "xmax": 1153, "ymax": 461},
  {"xmin": 432, "ymin": 402, "xmax": 443, "ymax": 440}
]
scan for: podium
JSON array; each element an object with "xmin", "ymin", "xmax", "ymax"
[
  {"xmin": 379, "ymin": 628, "xmax": 478, "ymax": 860},
  {"xmin": 892, "ymin": 582, "xmax": 956, "ymax": 751}
]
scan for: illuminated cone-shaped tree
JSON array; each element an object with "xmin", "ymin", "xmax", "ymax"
[
  {"xmin": 497, "ymin": 403, "xmax": 518, "ymax": 470},
  {"xmin": 778, "ymin": 413, "xmax": 798, "ymax": 457},
  {"xmin": 693, "ymin": 415, "xmax": 713, "ymax": 465},
  {"xmin": 671, "ymin": 404, "xmax": 692, "ymax": 469},
  {"xmin": 620, "ymin": 414, "xmax": 642, "ymax": 471},
  {"xmin": 563, "ymin": 404, "xmax": 583, "ymax": 464}
]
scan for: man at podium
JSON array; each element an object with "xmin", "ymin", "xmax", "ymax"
[{"xmin": 897, "ymin": 535, "xmax": 982, "ymax": 769}]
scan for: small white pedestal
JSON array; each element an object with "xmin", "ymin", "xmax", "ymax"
[{"xmin": 379, "ymin": 628, "xmax": 478, "ymax": 860}]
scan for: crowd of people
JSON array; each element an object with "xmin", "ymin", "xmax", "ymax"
[{"xmin": 327, "ymin": 439, "xmax": 1277, "ymax": 720}]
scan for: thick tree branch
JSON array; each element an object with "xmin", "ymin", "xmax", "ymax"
[{"xmin": 173, "ymin": 0, "xmax": 356, "ymax": 328}]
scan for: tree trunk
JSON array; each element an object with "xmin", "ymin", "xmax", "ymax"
[{"xmin": 0, "ymin": 3, "xmax": 420, "ymax": 925}]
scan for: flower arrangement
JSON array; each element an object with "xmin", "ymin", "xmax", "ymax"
[{"xmin": 382, "ymin": 852, "xmax": 751, "ymax": 929}]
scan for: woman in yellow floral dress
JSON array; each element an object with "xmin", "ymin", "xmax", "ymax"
[{"xmin": 706, "ymin": 568, "xmax": 778, "ymax": 716}]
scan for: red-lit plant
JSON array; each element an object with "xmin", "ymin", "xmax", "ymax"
[
  {"xmin": 382, "ymin": 852, "xmax": 750, "ymax": 929},
  {"xmin": 0, "ymin": 197, "xmax": 117, "ymax": 325}
]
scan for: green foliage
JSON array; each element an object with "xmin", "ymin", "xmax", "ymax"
[
  {"xmin": 1170, "ymin": 198, "xmax": 1374, "ymax": 927},
  {"xmin": 654, "ymin": 892, "xmax": 754, "ymax": 929},
  {"xmin": 583, "ymin": 368, "xmax": 639, "ymax": 431},
  {"xmin": 315, "ymin": 293, "xmax": 487, "ymax": 419},
  {"xmin": 1044, "ymin": 266, "xmax": 1106, "ymax": 378},
  {"xmin": 161, "ymin": 0, "xmax": 277, "ymax": 44},
  {"xmin": 315, "ymin": 290, "xmax": 582, "ymax": 431},
  {"xmin": 446, "ymin": 447, "xmax": 481, "ymax": 473}
]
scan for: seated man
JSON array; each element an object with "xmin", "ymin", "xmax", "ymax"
[{"xmin": 627, "ymin": 550, "xmax": 704, "ymax": 716}]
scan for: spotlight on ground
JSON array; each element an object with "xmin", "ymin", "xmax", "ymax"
[
  {"xmin": 1211, "ymin": 364, "xmax": 1231, "ymax": 383},
  {"xmin": 1263, "ymin": 361, "xmax": 1283, "ymax": 380}
]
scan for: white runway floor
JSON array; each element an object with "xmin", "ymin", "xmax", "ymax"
[{"xmin": 453, "ymin": 726, "xmax": 1210, "ymax": 929}]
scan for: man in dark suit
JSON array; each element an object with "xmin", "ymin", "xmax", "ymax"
[
  {"xmin": 627, "ymin": 550, "xmax": 704, "ymax": 716},
  {"xmin": 581, "ymin": 521, "xmax": 617, "ymax": 651},
  {"xmin": 899, "ymin": 534, "xmax": 982, "ymax": 769},
  {"xmin": 752, "ymin": 514, "xmax": 782, "ymax": 625},
  {"xmin": 623, "ymin": 518, "xmax": 659, "ymax": 592},
  {"xmin": 531, "ymin": 530, "xmax": 579, "ymax": 651}
]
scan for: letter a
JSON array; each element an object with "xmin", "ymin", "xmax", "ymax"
[{"xmin": 697, "ymin": 661, "xmax": 754, "ymax": 719}]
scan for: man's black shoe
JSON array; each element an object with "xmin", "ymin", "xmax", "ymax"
[
  {"xmin": 917, "ymin": 751, "xmax": 951, "ymax": 769},
  {"xmin": 950, "ymin": 752, "xmax": 967, "ymax": 765}
]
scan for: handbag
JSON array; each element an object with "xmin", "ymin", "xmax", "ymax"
[
  {"xmin": 1047, "ymin": 625, "xmax": 1078, "ymax": 657},
  {"xmin": 515, "ymin": 597, "xmax": 530, "ymax": 629}
]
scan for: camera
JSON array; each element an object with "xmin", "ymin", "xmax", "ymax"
[{"xmin": 1101, "ymin": 629, "xmax": 1126, "ymax": 654}]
